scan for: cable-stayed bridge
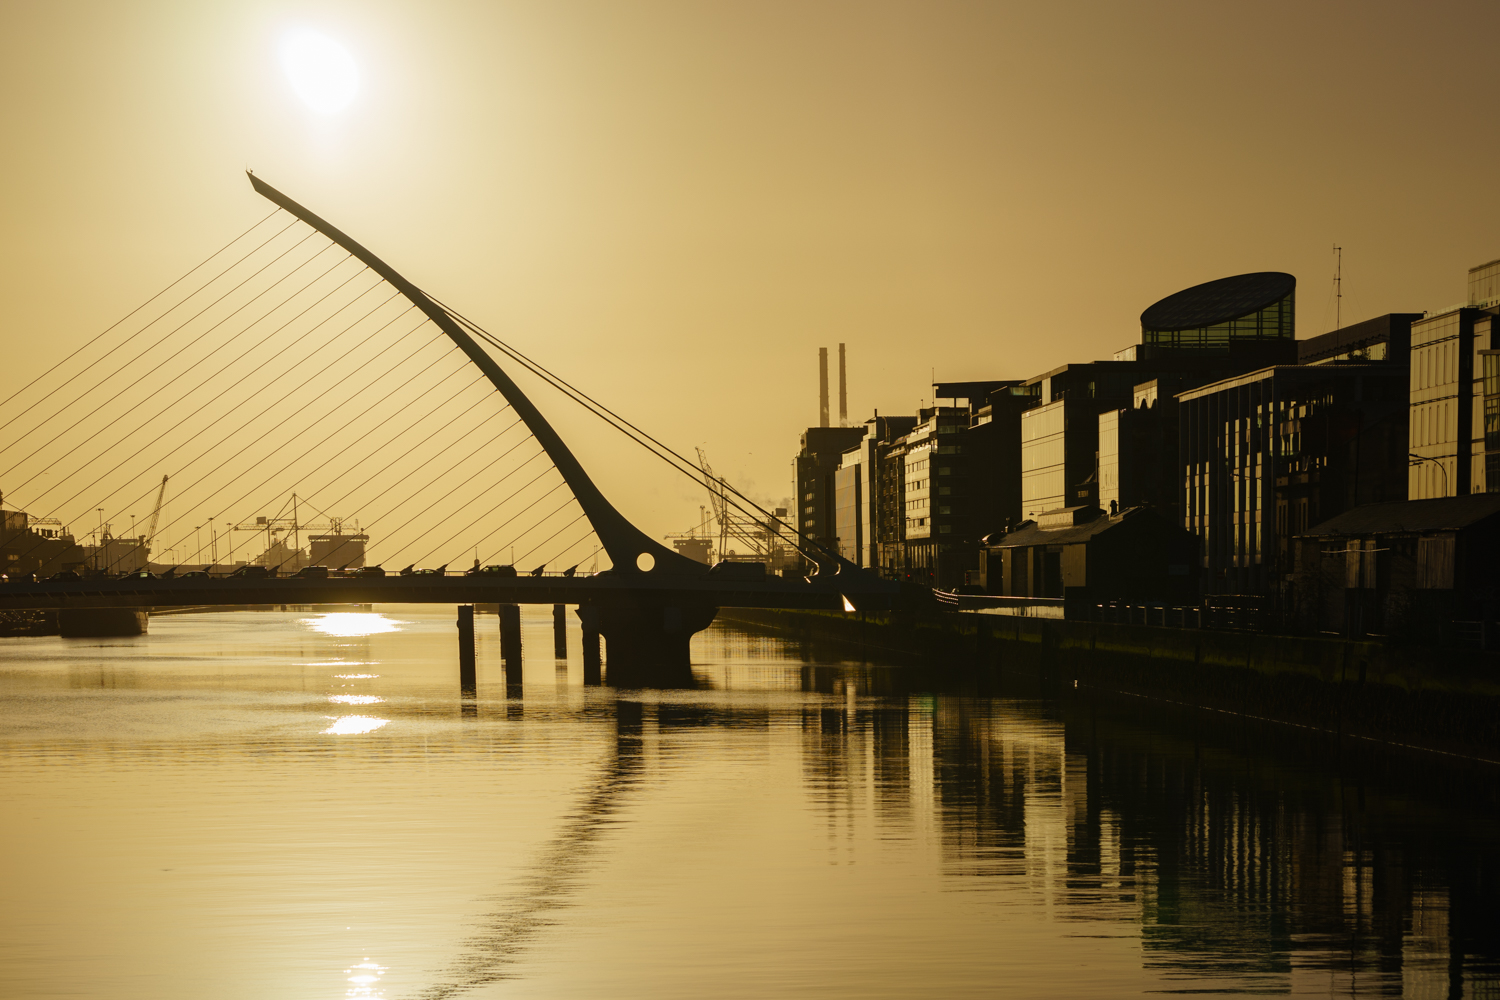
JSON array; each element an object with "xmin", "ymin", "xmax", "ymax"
[{"xmin": 0, "ymin": 174, "xmax": 896, "ymax": 681}]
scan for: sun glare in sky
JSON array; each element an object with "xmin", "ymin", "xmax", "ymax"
[{"xmin": 281, "ymin": 29, "xmax": 359, "ymax": 114}]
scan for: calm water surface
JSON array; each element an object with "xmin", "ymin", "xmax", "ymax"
[{"xmin": 1, "ymin": 606, "xmax": 1496, "ymax": 999}]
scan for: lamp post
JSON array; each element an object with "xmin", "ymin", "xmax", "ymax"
[{"xmin": 1409, "ymin": 453, "xmax": 1450, "ymax": 497}]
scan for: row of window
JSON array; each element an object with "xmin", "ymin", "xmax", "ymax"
[
  {"xmin": 1412, "ymin": 401, "xmax": 1454, "ymax": 448},
  {"xmin": 1412, "ymin": 338, "xmax": 1459, "ymax": 392}
]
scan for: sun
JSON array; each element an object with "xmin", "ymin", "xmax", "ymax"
[{"xmin": 281, "ymin": 30, "xmax": 359, "ymax": 114}]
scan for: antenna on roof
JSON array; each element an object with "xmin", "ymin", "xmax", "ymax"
[{"xmin": 1333, "ymin": 245, "xmax": 1343, "ymax": 331}]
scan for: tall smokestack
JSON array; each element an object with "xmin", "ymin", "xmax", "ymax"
[
  {"xmin": 838, "ymin": 343, "xmax": 847, "ymax": 427},
  {"xmin": 818, "ymin": 347, "xmax": 829, "ymax": 427}
]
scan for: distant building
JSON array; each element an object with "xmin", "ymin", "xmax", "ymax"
[
  {"xmin": 901, "ymin": 405, "xmax": 978, "ymax": 586},
  {"xmin": 1408, "ymin": 307, "xmax": 1486, "ymax": 499},
  {"xmin": 834, "ymin": 451, "xmax": 863, "ymax": 565},
  {"xmin": 1291, "ymin": 494, "xmax": 1500, "ymax": 641},
  {"xmin": 1298, "ymin": 313, "xmax": 1421, "ymax": 366},
  {"xmin": 1023, "ymin": 273, "xmax": 1301, "ymax": 522},
  {"xmin": 671, "ymin": 537, "xmax": 713, "ymax": 565},
  {"xmin": 1178, "ymin": 364, "xmax": 1409, "ymax": 598},
  {"xmin": 309, "ymin": 530, "xmax": 367, "ymax": 569},
  {"xmin": 0, "ymin": 508, "xmax": 83, "ymax": 577},
  {"xmin": 795, "ymin": 425, "xmax": 866, "ymax": 567}
]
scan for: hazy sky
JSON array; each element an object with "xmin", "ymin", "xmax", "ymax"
[{"xmin": 4, "ymin": 0, "xmax": 1500, "ymax": 548}]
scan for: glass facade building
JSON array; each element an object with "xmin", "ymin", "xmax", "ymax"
[
  {"xmin": 1408, "ymin": 308, "xmax": 1479, "ymax": 499},
  {"xmin": 1179, "ymin": 365, "xmax": 1410, "ymax": 598},
  {"xmin": 1140, "ymin": 272, "xmax": 1296, "ymax": 355}
]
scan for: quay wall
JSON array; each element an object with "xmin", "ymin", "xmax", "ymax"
[{"xmin": 718, "ymin": 608, "xmax": 1500, "ymax": 763}]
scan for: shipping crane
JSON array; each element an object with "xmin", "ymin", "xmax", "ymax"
[
  {"xmin": 144, "ymin": 475, "xmax": 168, "ymax": 550},
  {"xmin": 687, "ymin": 448, "xmax": 796, "ymax": 571}
]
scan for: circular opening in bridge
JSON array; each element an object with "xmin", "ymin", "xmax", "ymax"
[{"xmin": 636, "ymin": 552, "xmax": 655, "ymax": 572}]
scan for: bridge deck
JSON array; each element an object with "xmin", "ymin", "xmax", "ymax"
[{"xmin": 0, "ymin": 573, "xmax": 862, "ymax": 613}]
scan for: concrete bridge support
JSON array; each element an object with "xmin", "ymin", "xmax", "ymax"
[
  {"xmin": 58, "ymin": 609, "xmax": 148, "ymax": 638},
  {"xmin": 594, "ymin": 597, "xmax": 717, "ymax": 688},
  {"xmin": 577, "ymin": 605, "xmax": 602, "ymax": 685},
  {"xmin": 457, "ymin": 605, "xmax": 476, "ymax": 695},
  {"xmin": 552, "ymin": 604, "xmax": 568, "ymax": 659},
  {"xmin": 499, "ymin": 604, "xmax": 522, "ymax": 671}
]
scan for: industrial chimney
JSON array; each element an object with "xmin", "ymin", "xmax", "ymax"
[
  {"xmin": 838, "ymin": 343, "xmax": 847, "ymax": 427},
  {"xmin": 818, "ymin": 347, "xmax": 829, "ymax": 428}
]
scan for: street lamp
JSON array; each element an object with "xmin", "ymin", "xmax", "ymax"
[{"xmin": 1409, "ymin": 453, "xmax": 1450, "ymax": 497}]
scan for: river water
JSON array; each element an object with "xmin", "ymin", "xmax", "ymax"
[{"xmin": 1, "ymin": 606, "xmax": 1496, "ymax": 999}]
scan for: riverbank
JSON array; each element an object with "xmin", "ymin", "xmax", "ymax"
[{"xmin": 718, "ymin": 607, "xmax": 1500, "ymax": 763}]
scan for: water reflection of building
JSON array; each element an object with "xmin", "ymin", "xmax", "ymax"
[{"xmin": 790, "ymin": 681, "xmax": 1500, "ymax": 993}]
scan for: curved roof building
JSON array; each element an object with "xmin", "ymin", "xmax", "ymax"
[{"xmin": 1140, "ymin": 271, "xmax": 1295, "ymax": 353}]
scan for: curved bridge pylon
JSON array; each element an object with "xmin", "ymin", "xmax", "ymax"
[
  {"xmin": 247, "ymin": 172, "xmax": 704, "ymax": 582},
  {"xmin": 247, "ymin": 173, "xmax": 719, "ymax": 682}
]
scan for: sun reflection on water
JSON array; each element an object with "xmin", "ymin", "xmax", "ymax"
[
  {"xmin": 328, "ymin": 694, "xmax": 383, "ymax": 705},
  {"xmin": 345, "ymin": 958, "xmax": 386, "ymax": 998},
  {"xmin": 306, "ymin": 613, "xmax": 403, "ymax": 637},
  {"xmin": 323, "ymin": 716, "xmax": 389, "ymax": 735}
]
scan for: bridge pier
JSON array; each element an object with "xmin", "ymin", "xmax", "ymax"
[
  {"xmin": 58, "ymin": 609, "xmax": 148, "ymax": 638},
  {"xmin": 552, "ymin": 604, "xmax": 568, "ymax": 659},
  {"xmin": 457, "ymin": 605, "xmax": 476, "ymax": 695},
  {"xmin": 577, "ymin": 605, "xmax": 602, "ymax": 685},
  {"xmin": 498, "ymin": 603, "xmax": 522, "ymax": 671},
  {"xmin": 594, "ymin": 598, "xmax": 717, "ymax": 688}
]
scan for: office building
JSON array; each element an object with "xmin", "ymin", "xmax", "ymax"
[
  {"xmin": 795, "ymin": 425, "xmax": 866, "ymax": 565},
  {"xmin": 1179, "ymin": 364, "xmax": 1409, "ymax": 598},
  {"xmin": 1298, "ymin": 313, "xmax": 1421, "ymax": 366},
  {"xmin": 1023, "ymin": 273, "xmax": 1301, "ymax": 521}
]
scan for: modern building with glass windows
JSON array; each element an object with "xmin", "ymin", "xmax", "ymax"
[
  {"xmin": 1138, "ymin": 271, "xmax": 1297, "ymax": 359},
  {"xmin": 1178, "ymin": 365, "xmax": 1409, "ymax": 598},
  {"xmin": 1408, "ymin": 308, "xmax": 1481, "ymax": 499}
]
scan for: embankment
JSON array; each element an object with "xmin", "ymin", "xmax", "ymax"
[{"xmin": 719, "ymin": 608, "xmax": 1500, "ymax": 763}]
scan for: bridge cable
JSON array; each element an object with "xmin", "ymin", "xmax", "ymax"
[
  {"xmin": 476, "ymin": 490, "xmax": 579, "ymax": 565},
  {"xmin": 537, "ymin": 525, "xmax": 603, "ymax": 571},
  {"xmin": 510, "ymin": 508, "xmax": 590, "ymax": 567},
  {"xmin": 0, "ymin": 224, "xmax": 319, "ymax": 463},
  {"xmin": 430, "ymin": 297, "xmax": 835, "ymax": 564},
  {"xmin": 0, "ymin": 209, "xmax": 284, "ymax": 419},
  {"xmin": 224, "ymin": 376, "xmax": 511, "ymax": 567},
  {"xmin": 8, "ymin": 289, "xmax": 411, "ymax": 551},
  {"xmin": 42, "ymin": 304, "xmax": 428, "ymax": 568},
  {"xmin": 309, "ymin": 396, "xmax": 515, "ymax": 520},
  {"xmin": 359, "ymin": 442, "xmax": 547, "ymax": 567},
  {"xmin": 156, "ymin": 328, "xmax": 454, "ymax": 565},
  {"xmin": 7, "ymin": 251, "xmax": 366, "ymax": 500},
  {"xmin": 401, "ymin": 455, "xmax": 556, "ymax": 567}
]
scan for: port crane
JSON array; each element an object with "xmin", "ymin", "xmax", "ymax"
[
  {"xmin": 675, "ymin": 448, "xmax": 795, "ymax": 570},
  {"xmin": 144, "ymin": 475, "xmax": 168, "ymax": 551}
]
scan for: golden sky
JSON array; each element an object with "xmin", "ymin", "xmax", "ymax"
[{"xmin": 3, "ymin": 0, "xmax": 1499, "ymax": 552}]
